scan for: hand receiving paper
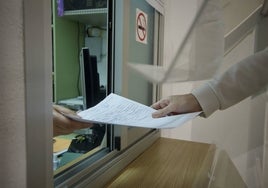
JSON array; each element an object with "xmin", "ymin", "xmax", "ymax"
[{"xmin": 53, "ymin": 105, "xmax": 93, "ymax": 136}]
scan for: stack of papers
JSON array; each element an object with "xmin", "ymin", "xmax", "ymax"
[{"xmin": 65, "ymin": 93, "xmax": 201, "ymax": 129}]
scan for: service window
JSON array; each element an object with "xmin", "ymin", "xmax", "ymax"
[{"xmin": 51, "ymin": 0, "xmax": 163, "ymax": 187}]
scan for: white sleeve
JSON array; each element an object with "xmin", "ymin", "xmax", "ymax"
[{"xmin": 192, "ymin": 47, "xmax": 268, "ymax": 117}]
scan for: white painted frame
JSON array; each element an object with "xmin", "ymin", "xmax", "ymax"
[{"xmin": 24, "ymin": 0, "xmax": 53, "ymax": 187}]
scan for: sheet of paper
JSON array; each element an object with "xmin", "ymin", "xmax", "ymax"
[{"xmin": 71, "ymin": 93, "xmax": 201, "ymax": 129}]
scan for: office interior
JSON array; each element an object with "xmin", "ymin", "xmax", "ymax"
[{"xmin": 1, "ymin": 0, "xmax": 268, "ymax": 187}]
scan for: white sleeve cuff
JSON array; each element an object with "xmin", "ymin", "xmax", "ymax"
[{"xmin": 192, "ymin": 82, "xmax": 220, "ymax": 117}]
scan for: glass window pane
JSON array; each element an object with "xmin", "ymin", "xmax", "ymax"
[{"xmin": 51, "ymin": 0, "xmax": 111, "ymax": 174}]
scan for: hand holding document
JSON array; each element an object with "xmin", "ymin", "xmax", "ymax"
[{"xmin": 65, "ymin": 93, "xmax": 201, "ymax": 129}]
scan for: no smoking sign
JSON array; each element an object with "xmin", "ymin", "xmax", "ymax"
[{"xmin": 136, "ymin": 8, "xmax": 148, "ymax": 44}]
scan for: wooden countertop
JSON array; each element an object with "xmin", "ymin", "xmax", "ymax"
[{"xmin": 106, "ymin": 138, "xmax": 216, "ymax": 188}]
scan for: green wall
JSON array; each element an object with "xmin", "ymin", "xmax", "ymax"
[{"xmin": 52, "ymin": 0, "xmax": 85, "ymax": 102}]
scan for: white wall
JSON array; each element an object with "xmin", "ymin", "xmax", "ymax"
[
  {"xmin": 0, "ymin": 0, "xmax": 27, "ymax": 187},
  {"xmin": 0, "ymin": 0, "xmax": 53, "ymax": 187}
]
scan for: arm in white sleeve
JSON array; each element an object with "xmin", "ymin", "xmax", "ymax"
[{"xmin": 192, "ymin": 47, "xmax": 268, "ymax": 117}]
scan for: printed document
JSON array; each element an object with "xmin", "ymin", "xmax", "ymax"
[{"xmin": 65, "ymin": 93, "xmax": 200, "ymax": 129}]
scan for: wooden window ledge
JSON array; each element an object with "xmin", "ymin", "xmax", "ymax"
[{"xmin": 106, "ymin": 138, "xmax": 246, "ymax": 188}]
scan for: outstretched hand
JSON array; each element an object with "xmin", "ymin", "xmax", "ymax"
[
  {"xmin": 53, "ymin": 105, "xmax": 93, "ymax": 136},
  {"xmin": 151, "ymin": 94, "xmax": 202, "ymax": 118}
]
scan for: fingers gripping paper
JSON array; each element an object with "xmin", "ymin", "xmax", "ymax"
[
  {"xmin": 128, "ymin": 0, "xmax": 224, "ymax": 83},
  {"xmin": 66, "ymin": 94, "xmax": 201, "ymax": 129}
]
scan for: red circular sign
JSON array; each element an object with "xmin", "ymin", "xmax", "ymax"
[{"xmin": 137, "ymin": 12, "xmax": 146, "ymax": 41}]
